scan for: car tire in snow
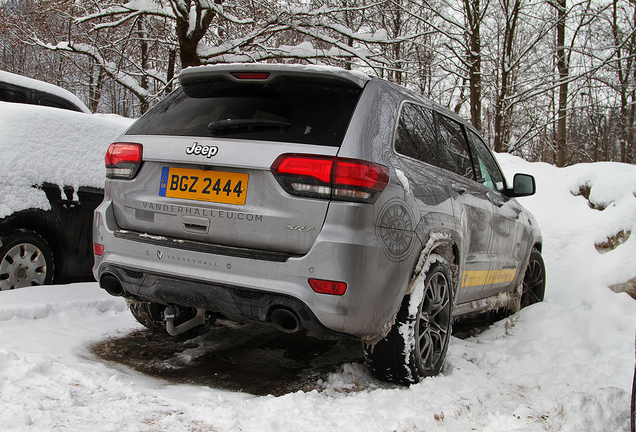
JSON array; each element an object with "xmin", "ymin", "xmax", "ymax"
[
  {"xmin": 0, "ymin": 230, "xmax": 54, "ymax": 290},
  {"xmin": 129, "ymin": 301, "xmax": 166, "ymax": 332},
  {"xmin": 520, "ymin": 248, "xmax": 545, "ymax": 308},
  {"xmin": 365, "ymin": 255, "xmax": 454, "ymax": 385}
]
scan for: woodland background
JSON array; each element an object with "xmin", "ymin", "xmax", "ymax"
[{"xmin": 1, "ymin": 0, "xmax": 635, "ymax": 167}]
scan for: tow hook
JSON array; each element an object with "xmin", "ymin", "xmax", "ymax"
[
  {"xmin": 164, "ymin": 305, "xmax": 180, "ymax": 322},
  {"xmin": 164, "ymin": 306, "xmax": 207, "ymax": 336}
]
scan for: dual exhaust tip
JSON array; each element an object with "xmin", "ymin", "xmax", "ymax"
[
  {"xmin": 100, "ymin": 274, "xmax": 124, "ymax": 297},
  {"xmin": 270, "ymin": 308, "xmax": 302, "ymax": 334},
  {"xmin": 99, "ymin": 272, "xmax": 303, "ymax": 334}
]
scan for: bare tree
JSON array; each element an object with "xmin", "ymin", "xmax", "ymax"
[
  {"xmin": 492, "ymin": 0, "xmax": 521, "ymax": 152},
  {"xmin": 19, "ymin": 1, "xmax": 422, "ymax": 114},
  {"xmin": 464, "ymin": 0, "xmax": 487, "ymax": 130},
  {"xmin": 393, "ymin": 0, "xmax": 488, "ymax": 127},
  {"xmin": 547, "ymin": 0, "xmax": 596, "ymax": 166},
  {"xmin": 609, "ymin": 0, "xmax": 636, "ymax": 163},
  {"xmin": 553, "ymin": 0, "xmax": 568, "ymax": 166}
]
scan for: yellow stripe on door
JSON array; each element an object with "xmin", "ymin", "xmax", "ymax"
[{"xmin": 461, "ymin": 269, "xmax": 517, "ymax": 287}]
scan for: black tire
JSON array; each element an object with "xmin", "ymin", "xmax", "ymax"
[
  {"xmin": 365, "ymin": 256, "xmax": 454, "ymax": 385},
  {"xmin": 129, "ymin": 301, "xmax": 166, "ymax": 332},
  {"xmin": 0, "ymin": 230, "xmax": 54, "ymax": 290},
  {"xmin": 520, "ymin": 248, "xmax": 545, "ymax": 309}
]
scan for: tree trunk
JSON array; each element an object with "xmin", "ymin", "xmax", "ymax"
[
  {"xmin": 556, "ymin": 0, "xmax": 568, "ymax": 167},
  {"xmin": 493, "ymin": 0, "xmax": 520, "ymax": 153},
  {"xmin": 612, "ymin": 0, "xmax": 628, "ymax": 163},
  {"xmin": 494, "ymin": 97, "xmax": 506, "ymax": 152},
  {"xmin": 173, "ymin": 0, "xmax": 222, "ymax": 68},
  {"xmin": 465, "ymin": 0, "xmax": 482, "ymax": 131},
  {"xmin": 176, "ymin": 21, "xmax": 202, "ymax": 68},
  {"xmin": 166, "ymin": 49, "xmax": 177, "ymax": 94},
  {"xmin": 88, "ymin": 63, "xmax": 104, "ymax": 113},
  {"xmin": 138, "ymin": 17, "xmax": 150, "ymax": 114}
]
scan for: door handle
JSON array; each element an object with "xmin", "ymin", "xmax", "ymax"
[
  {"xmin": 485, "ymin": 190, "xmax": 505, "ymax": 207},
  {"xmin": 451, "ymin": 183, "xmax": 467, "ymax": 194},
  {"xmin": 490, "ymin": 197, "xmax": 505, "ymax": 207}
]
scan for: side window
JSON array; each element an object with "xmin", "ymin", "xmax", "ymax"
[
  {"xmin": 0, "ymin": 87, "xmax": 28, "ymax": 103},
  {"xmin": 394, "ymin": 103, "xmax": 438, "ymax": 165},
  {"xmin": 435, "ymin": 113, "xmax": 474, "ymax": 180},
  {"xmin": 39, "ymin": 96, "xmax": 80, "ymax": 112},
  {"xmin": 467, "ymin": 130, "xmax": 505, "ymax": 192}
]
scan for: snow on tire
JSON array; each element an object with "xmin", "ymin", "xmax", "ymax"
[{"xmin": 365, "ymin": 254, "xmax": 454, "ymax": 385}]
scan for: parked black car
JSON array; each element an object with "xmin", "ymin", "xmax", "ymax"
[{"xmin": 0, "ymin": 73, "xmax": 131, "ymax": 290}]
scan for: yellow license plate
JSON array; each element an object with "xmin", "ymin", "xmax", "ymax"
[{"xmin": 159, "ymin": 167, "xmax": 248, "ymax": 205}]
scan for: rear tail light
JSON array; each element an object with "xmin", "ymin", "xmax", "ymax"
[
  {"xmin": 309, "ymin": 279, "xmax": 348, "ymax": 296},
  {"xmin": 105, "ymin": 142, "xmax": 143, "ymax": 179},
  {"xmin": 271, "ymin": 154, "xmax": 389, "ymax": 203}
]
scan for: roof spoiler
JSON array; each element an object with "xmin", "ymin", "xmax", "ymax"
[{"xmin": 179, "ymin": 63, "xmax": 370, "ymax": 89}]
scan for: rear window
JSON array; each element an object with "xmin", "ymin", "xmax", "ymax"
[{"xmin": 126, "ymin": 76, "xmax": 363, "ymax": 147}]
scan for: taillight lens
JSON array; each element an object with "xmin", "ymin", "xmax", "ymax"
[
  {"xmin": 309, "ymin": 279, "xmax": 347, "ymax": 296},
  {"xmin": 105, "ymin": 142, "xmax": 143, "ymax": 179},
  {"xmin": 271, "ymin": 154, "xmax": 389, "ymax": 203}
]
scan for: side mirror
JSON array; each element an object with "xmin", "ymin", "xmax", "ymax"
[{"xmin": 508, "ymin": 173, "xmax": 535, "ymax": 197}]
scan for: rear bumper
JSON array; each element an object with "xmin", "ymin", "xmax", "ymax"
[
  {"xmin": 93, "ymin": 200, "xmax": 418, "ymax": 342},
  {"xmin": 98, "ymin": 263, "xmax": 344, "ymax": 337}
]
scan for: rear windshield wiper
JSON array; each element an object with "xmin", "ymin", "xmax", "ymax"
[{"xmin": 208, "ymin": 119, "xmax": 291, "ymax": 132}]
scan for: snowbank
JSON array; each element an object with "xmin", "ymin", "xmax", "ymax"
[{"xmin": 497, "ymin": 153, "xmax": 636, "ymax": 308}]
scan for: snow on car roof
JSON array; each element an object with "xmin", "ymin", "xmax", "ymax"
[
  {"xmin": 0, "ymin": 70, "xmax": 91, "ymax": 113},
  {"xmin": 0, "ymin": 102, "xmax": 133, "ymax": 218}
]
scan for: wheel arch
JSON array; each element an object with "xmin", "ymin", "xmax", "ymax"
[
  {"xmin": 408, "ymin": 233, "xmax": 460, "ymax": 298},
  {"xmin": 365, "ymin": 241, "xmax": 456, "ymax": 384}
]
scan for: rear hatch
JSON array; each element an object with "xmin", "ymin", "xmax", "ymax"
[{"xmin": 108, "ymin": 65, "xmax": 368, "ymax": 255}]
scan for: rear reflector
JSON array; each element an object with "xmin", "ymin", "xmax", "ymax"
[
  {"xmin": 105, "ymin": 142, "xmax": 143, "ymax": 179},
  {"xmin": 271, "ymin": 154, "xmax": 389, "ymax": 203},
  {"xmin": 94, "ymin": 243, "xmax": 104, "ymax": 256},
  {"xmin": 309, "ymin": 279, "xmax": 347, "ymax": 296}
]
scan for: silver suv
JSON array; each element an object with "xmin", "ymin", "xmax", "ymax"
[{"xmin": 93, "ymin": 64, "xmax": 544, "ymax": 384}]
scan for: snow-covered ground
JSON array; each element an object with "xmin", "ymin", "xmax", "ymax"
[{"xmin": 1, "ymin": 155, "xmax": 636, "ymax": 431}]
